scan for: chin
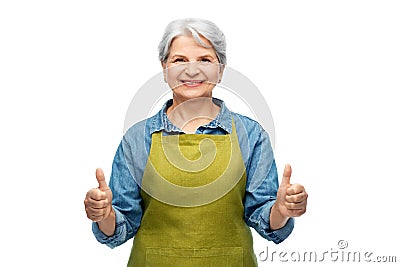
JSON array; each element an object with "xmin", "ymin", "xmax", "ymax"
[{"xmin": 173, "ymin": 86, "xmax": 213, "ymax": 100}]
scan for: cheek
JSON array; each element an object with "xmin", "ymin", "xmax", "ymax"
[
  {"xmin": 165, "ymin": 66, "xmax": 183, "ymax": 90},
  {"xmin": 204, "ymin": 72, "xmax": 219, "ymax": 85},
  {"xmin": 202, "ymin": 65, "xmax": 221, "ymax": 85}
]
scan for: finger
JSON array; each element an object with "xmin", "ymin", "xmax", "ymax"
[
  {"xmin": 86, "ymin": 206, "xmax": 109, "ymax": 217},
  {"xmin": 96, "ymin": 168, "xmax": 109, "ymax": 191},
  {"xmin": 87, "ymin": 213, "xmax": 107, "ymax": 222},
  {"xmin": 281, "ymin": 164, "xmax": 292, "ymax": 186},
  {"xmin": 288, "ymin": 208, "xmax": 307, "ymax": 217},
  {"xmin": 287, "ymin": 183, "xmax": 305, "ymax": 195},
  {"xmin": 285, "ymin": 201, "xmax": 307, "ymax": 210},
  {"xmin": 87, "ymin": 188, "xmax": 107, "ymax": 201},
  {"xmin": 286, "ymin": 191, "xmax": 308, "ymax": 203},
  {"xmin": 85, "ymin": 197, "xmax": 110, "ymax": 209}
]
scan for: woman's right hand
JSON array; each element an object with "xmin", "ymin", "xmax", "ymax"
[{"xmin": 84, "ymin": 168, "xmax": 113, "ymax": 222}]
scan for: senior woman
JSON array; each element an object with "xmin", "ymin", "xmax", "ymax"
[{"xmin": 84, "ymin": 18, "xmax": 308, "ymax": 267}]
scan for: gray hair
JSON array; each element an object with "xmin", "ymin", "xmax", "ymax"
[{"xmin": 158, "ymin": 18, "xmax": 227, "ymax": 65}]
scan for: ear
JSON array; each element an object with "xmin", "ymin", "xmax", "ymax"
[
  {"xmin": 218, "ymin": 64, "xmax": 225, "ymax": 83},
  {"xmin": 161, "ymin": 61, "xmax": 167, "ymax": 83}
]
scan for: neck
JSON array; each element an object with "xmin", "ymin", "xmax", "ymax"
[{"xmin": 167, "ymin": 97, "xmax": 220, "ymax": 133}]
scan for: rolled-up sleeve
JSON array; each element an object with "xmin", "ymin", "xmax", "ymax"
[
  {"xmin": 244, "ymin": 127, "xmax": 294, "ymax": 244},
  {"xmin": 92, "ymin": 208, "xmax": 131, "ymax": 248}
]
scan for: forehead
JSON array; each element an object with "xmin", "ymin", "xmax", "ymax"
[{"xmin": 169, "ymin": 35, "xmax": 216, "ymax": 57}]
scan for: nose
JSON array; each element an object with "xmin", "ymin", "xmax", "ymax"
[{"xmin": 184, "ymin": 62, "xmax": 201, "ymax": 77}]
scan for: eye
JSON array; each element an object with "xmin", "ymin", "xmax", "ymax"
[
  {"xmin": 199, "ymin": 58, "xmax": 212, "ymax": 63},
  {"xmin": 172, "ymin": 58, "xmax": 186, "ymax": 63}
]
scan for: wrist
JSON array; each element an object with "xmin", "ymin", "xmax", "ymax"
[
  {"xmin": 105, "ymin": 205, "xmax": 114, "ymax": 221},
  {"xmin": 98, "ymin": 206, "xmax": 116, "ymax": 237},
  {"xmin": 270, "ymin": 203, "xmax": 290, "ymax": 230}
]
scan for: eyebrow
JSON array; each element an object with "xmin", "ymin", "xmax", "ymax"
[{"xmin": 170, "ymin": 53, "xmax": 216, "ymax": 59}]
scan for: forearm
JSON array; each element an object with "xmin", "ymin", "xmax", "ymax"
[
  {"xmin": 269, "ymin": 203, "xmax": 289, "ymax": 230},
  {"xmin": 97, "ymin": 207, "xmax": 116, "ymax": 236}
]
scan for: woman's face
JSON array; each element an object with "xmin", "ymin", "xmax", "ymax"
[{"xmin": 162, "ymin": 35, "xmax": 223, "ymax": 102}]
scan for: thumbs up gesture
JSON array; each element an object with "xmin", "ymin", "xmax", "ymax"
[
  {"xmin": 84, "ymin": 168, "xmax": 113, "ymax": 222},
  {"xmin": 275, "ymin": 164, "xmax": 308, "ymax": 218}
]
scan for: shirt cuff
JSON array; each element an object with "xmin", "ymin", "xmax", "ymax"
[
  {"xmin": 92, "ymin": 207, "xmax": 127, "ymax": 249},
  {"xmin": 258, "ymin": 201, "xmax": 295, "ymax": 244}
]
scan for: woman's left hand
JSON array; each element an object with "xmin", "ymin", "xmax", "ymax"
[{"xmin": 275, "ymin": 164, "xmax": 308, "ymax": 218}]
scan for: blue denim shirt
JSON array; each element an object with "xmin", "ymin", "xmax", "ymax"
[{"xmin": 92, "ymin": 98, "xmax": 294, "ymax": 248}]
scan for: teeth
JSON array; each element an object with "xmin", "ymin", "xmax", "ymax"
[{"xmin": 182, "ymin": 81, "xmax": 202, "ymax": 84}]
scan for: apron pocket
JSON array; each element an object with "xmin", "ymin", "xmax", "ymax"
[{"xmin": 145, "ymin": 247, "xmax": 243, "ymax": 267}]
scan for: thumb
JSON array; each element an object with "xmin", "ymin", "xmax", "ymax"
[
  {"xmin": 281, "ymin": 164, "xmax": 292, "ymax": 186},
  {"xmin": 96, "ymin": 168, "xmax": 109, "ymax": 191}
]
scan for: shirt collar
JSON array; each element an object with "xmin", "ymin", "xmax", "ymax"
[{"xmin": 148, "ymin": 97, "xmax": 233, "ymax": 134}]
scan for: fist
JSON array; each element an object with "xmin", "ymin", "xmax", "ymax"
[
  {"xmin": 84, "ymin": 168, "xmax": 113, "ymax": 222},
  {"xmin": 276, "ymin": 164, "xmax": 308, "ymax": 218}
]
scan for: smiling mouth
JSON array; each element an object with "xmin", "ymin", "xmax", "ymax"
[{"xmin": 181, "ymin": 80, "xmax": 204, "ymax": 87}]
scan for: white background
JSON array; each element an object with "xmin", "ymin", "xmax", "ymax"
[{"xmin": 1, "ymin": 0, "xmax": 399, "ymax": 266}]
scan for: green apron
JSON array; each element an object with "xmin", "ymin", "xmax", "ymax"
[{"xmin": 127, "ymin": 121, "xmax": 258, "ymax": 267}]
